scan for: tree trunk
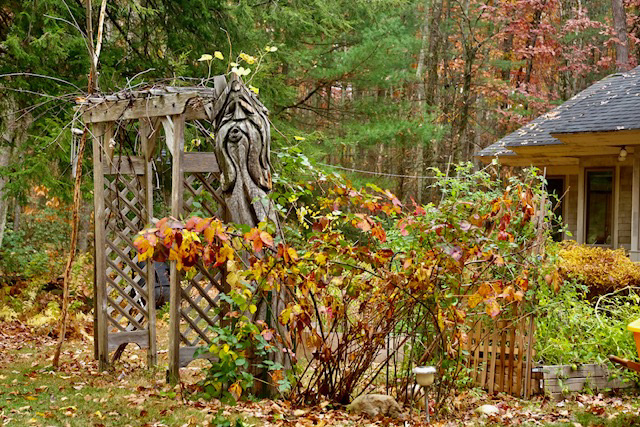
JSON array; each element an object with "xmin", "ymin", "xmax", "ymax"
[
  {"xmin": 612, "ymin": 0, "xmax": 630, "ymax": 71},
  {"xmin": 0, "ymin": 145, "xmax": 10, "ymax": 249}
]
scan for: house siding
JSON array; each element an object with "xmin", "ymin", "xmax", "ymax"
[
  {"xmin": 618, "ymin": 166, "xmax": 633, "ymax": 249},
  {"xmin": 565, "ymin": 174, "xmax": 578, "ymax": 240}
]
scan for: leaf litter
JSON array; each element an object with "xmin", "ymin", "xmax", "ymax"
[{"xmin": 1, "ymin": 321, "xmax": 640, "ymax": 426}]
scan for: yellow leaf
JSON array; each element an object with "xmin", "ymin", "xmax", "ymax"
[
  {"xmin": 214, "ymin": 51, "xmax": 224, "ymax": 60},
  {"xmin": 249, "ymin": 85, "xmax": 260, "ymax": 94},
  {"xmin": 314, "ymin": 253, "xmax": 327, "ymax": 265},
  {"xmin": 229, "ymin": 382, "xmax": 242, "ymax": 399},
  {"xmin": 249, "ymin": 304, "xmax": 257, "ymax": 314},
  {"xmin": 227, "ymin": 272, "xmax": 238, "ymax": 287},
  {"xmin": 219, "ymin": 244, "xmax": 234, "ymax": 262},
  {"xmin": 198, "ymin": 53, "xmax": 213, "ymax": 62},
  {"xmin": 293, "ymin": 135, "xmax": 306, "ymax": 141},
  {"xmin": 468, "ymin": 293, "xmax": 483, "ymax": 309}
]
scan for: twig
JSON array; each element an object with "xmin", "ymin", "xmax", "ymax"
[{"xmin": 53, "ymin": 0, "xmax": 105, "ymax": 369}]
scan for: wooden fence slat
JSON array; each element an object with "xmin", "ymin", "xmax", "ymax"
[
  {"xmin": 480, "ymin": 325, "xmax": 489, "ymax": 388},
  {"xmin": 515, "ymin": 319, "xmax": 525, "ymax": 397},
  {"xmin": 488, "ymin": 325, "xmax": 498, "ymax": 394},
  {"xmin": 525, "ymin": 316, "xmax": 535, "ymax": 399},
  {"xmin": 507, "ymin": 324, "xmax": 516, "ymax": 394},
  {"xmin": 498, "ymin": 322, "xmax": 507, "ymax": 392},
  {"xmin": 471, "ymin": 324, "xmax": 480, "ymax": 383}
]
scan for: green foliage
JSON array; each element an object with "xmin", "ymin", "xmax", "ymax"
[
  {"xmin": 0, "ymin": 206, "xmax": 68, "ymax": 279},
  {"xmin": 535, "ymin": 277, "xmax": 640, "ymax": 370},
  {"xmin": 195, "ymin": 282, "xmax": 289, "ymax": 403}
]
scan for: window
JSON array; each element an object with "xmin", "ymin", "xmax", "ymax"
[
  {"xmin": 546, "ymin": 178, "xmax": 564, "ymax": 242},
  {"xmin": 586, "ymin": 170, "xmax": 613, "ymax": 245}
]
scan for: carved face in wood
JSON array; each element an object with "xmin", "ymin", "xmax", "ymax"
[{"xmin": 214, "ymin": 79, "xmax": 272, "ymax": 194}]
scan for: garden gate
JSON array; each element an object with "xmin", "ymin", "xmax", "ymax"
[{"xmin": 78, "ymin": 75, "xmax": 274, "ymax": 382}]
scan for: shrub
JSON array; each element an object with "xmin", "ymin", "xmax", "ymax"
[
  {"xmin": 557, "ymin": 242, "xmax": 640, "ymax": 297},
  {"xmin": 135, "ymin": 163, "xmax": 556, "ymax": 410},
  {"xmin": 535, "ymin": 278, "xmax": 640, "ymax": 372}
]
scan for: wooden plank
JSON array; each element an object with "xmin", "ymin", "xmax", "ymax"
[
  {"xmin": 632, "ymin": 152, "xmax": 640, "ymax": 255},
  {"xmin": 488, "ymin": 325, "xmax": 498, "ymax": 394},
  {"xmin": 93, "ymin": 123, "xmax": 109, "ymax": 370},
  {"xmin": 524, "ymin": 316, "xmax": 535, "ymax": 399},
  {"xmin": 480, "ymin": 324, "xmax": 489, "ymax": 388},
  {"xmin": 541, "ymin": 364, "xmax": 610, "ymax": 379},
  {"xmin": 81, "ymin": 93, "xmax": 198, "ymax": 123},
  {"xmin": 103, "ymin": 156, "xmax": 146, "ymax": 175},
  {"xmin": 183, "ymin": 152, "xmax": 220, "ymax": 173},
  {"xmin": 498, "ymin": 322, "xmax": 507, "ymax": 392},
  {"xmin": 108, "ymin": 331, "xmax": 149, "ymax": 352},
  {"xmin": 544, "ymin": 376, "xmax": 635, "ymax": 393},
  {"xmin": 179, "ymin": 346, "xmax": 217, "ymax": 368},
  {"xmin": 141, "ymin": 119, "xmax": 157, "ymax": 368},
  {"xmin": 614, "ymin": 165, "xmax": 620, "ymax": 248},
  {"xmin": 515, "ymin": 319, "xmax": 525, "ymax": 397},
  {"xmin": 507, "ymin": 325, "xmax": 516, "ymax": 394},
  {"xmin": 167, "ymin": 113, "xmax": 185, "ymax": 385},
  {"xmin": 470, "ymin": 324, "xmax": 480, "ymax": 383},
  {"xmin": 577, "ymin": 161, "xmax": 585, "ymax": 244}
]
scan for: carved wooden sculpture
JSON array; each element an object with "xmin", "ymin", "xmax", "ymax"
[
  {"xmin": 212, "ymin": 76, "xmax": 276, "ymax": 226},
  {"xmin": 212, "ymin": 76, "xmax": 289, "ymax": 393}
]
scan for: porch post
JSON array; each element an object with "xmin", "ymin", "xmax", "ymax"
[
  {"xmin": 577, "ymin": 161, "xmax": 585, "ymax": 244},
  {"xmin": 613, "ymin": 165, "xmax": 620, "ymax": 248},
  {"xmin": 631, "ymin": 152, "xmax": 640, "ymax": 261}
]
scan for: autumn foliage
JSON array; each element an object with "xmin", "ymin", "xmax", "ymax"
[
  {"xmin": 557, "ymin": 242, "xmax": 640, "ymax": 298},
  {"xmin": 134, "ymin": 165, "xmax": 555, "ymax": 406}
]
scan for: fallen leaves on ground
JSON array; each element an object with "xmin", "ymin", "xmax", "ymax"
[{"xmin": 1, "ymin": 321, "xmax": 639, "ymax": 426}]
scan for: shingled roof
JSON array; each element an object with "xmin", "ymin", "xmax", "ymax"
[{"xmin": 477, "ymin": 65, "xmax": 640, "ymax": 158}]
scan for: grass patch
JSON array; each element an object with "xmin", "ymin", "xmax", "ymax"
[{"xmin": 0, "ymin": 342, "xmax": 248, "ymax": 426}]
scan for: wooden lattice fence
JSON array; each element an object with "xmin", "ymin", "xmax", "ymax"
[
  {"xmin": 466, "ymin": 315, "xmax": 541, "ymax": 398},
  {"xmin": 81, "ymin": 76, "xmax": 273, "ymax": 383}
]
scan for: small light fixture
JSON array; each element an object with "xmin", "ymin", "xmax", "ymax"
[
  {"xmin": 619, "ymin": 146, "xmax": 628, "ymax": 162},
  {"xmin": 413, "ymin": 366, "xmax": 436, "ymax": 423}
]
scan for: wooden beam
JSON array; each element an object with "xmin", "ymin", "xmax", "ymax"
[
  {"xmin": 167, "ymin": 113, "xmax": 185, "ymax": 385},
  {"xmin": 183, "ymin": 152, "xmax": 220, "ymax": 173},
  {"xmin": 103, "ymin": 156, "xmax": 145, "ymax": 175},
  {"xmin": 512, "ymin": 145, "xmax": 632, "ymax": 157},
  {"xmin": 632, "ymin": 151, "xmax": 640, "ymax": 258},
  {"xmin": 141, "ymin": 119, "xmax": 157, "ymax": 368},
  {"xmin": 108, "ymin": 331, "xmax": 149, "ymax": 352},
  {"xmin": 577, "ymin": 161, "xmax": 585, "ymax": 244},
  {"xmin": 81, "ymin": 93, "xmax": 199, "ymax": 124},
  {"xmin": 551, "ymin": 129, "xmax": 640, "ymax": 146},
  {"xmin": 92, "ymin": 123, "xmax": 109, "ymax": 370},
  {"xmin": 614, "ymin": 165, "xmax": 620, "ymax": 248}
]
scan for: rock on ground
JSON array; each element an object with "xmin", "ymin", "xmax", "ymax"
[
  {"xmin": 475, "ymin": 404, "xmax": 500, "ymax": 416},
  {"xmin": 347, "ymin": 394, "xmax": 404, "ymax": 419}
]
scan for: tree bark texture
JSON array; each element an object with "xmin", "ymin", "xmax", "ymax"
[{"xmin": 612, "ymin": 0, "xmax": 630, "ymax": 71}]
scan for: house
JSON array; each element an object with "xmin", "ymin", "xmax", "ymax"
[{"xmin": 476, "ymin": 66, "xmax": 640, "ymax": 260}]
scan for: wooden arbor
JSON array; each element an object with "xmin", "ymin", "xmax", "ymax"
[{"xmin": 78, "ymin": 75, "xmax": 273, "ymax": 382}]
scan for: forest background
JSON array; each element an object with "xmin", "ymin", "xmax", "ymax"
[{"xmin": 0, "ymin": 0, "xmax": 637, "ymax": 256}]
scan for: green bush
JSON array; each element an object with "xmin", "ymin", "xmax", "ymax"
[{"xmin": 535, "ymin": 277, "xmax": 640, "ymax": 369}]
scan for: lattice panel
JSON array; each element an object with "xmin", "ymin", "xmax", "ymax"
[
  {"xmin": 103, "ymin": 174, "xmax": 149, "ymax": 333},
  {"xmin": 179, "ymin": 173, "xmax": 226, "ymax": 347}
]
